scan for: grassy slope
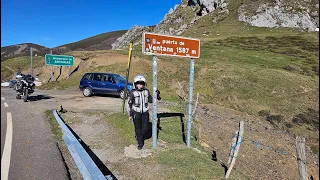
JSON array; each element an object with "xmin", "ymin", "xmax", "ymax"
[
  {"xmin": 1, "ymin": 43, "xmax": 49, "ymax": 62},
  {"xmin": 56, "ymin": 30, "xmax": 127, "ymax": 50}
]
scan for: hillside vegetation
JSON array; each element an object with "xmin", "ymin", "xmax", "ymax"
[
  {"xmin": 1, "ymin": 56, "xmax": 45, "ymax": 80},
  {"xmin": 55, "ymin": 30, "xmax": 127, "ymax": 52},
  {"xmin": 3, "ymin": 0, "xmax": 317, "ymax": 145},
  {"xmin": 1, "ymin": 43, "xmax": 49, "ymax": 61},
  {"xmin": 1, "ymin": 0, "xmax": 319, "ymax": 178}
]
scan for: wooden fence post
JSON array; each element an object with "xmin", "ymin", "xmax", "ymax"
[
  {"xmin": 225, "ymin": 121, "xmax": 244, "ymax": 179},
  {"xmin": 178, "ymin": 82, "xmax": 187, "ymax": 101},
  {"xmin": 295, "ymin": 136, "xmax": 308, "ymax": 180},
  {"xmin": 227, "ymin": 130, "xmax": 239, "ymax": 166}
]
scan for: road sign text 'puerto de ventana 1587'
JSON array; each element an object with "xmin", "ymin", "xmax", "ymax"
[{"xmin": 142, "ymin": 32, "xmax": 200, "ymax": 58}]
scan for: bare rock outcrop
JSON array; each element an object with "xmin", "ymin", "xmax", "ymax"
[
  {"xmin": 112, "ymin": 0, "xmax": 230, "ymax": 49},
  {"xmin": 111, "ymin": 25, "xmax": 152, "ymax": 50},
  {"xmin": 238, "ymin": 1, "xmax": 319, "ymax": 31}
]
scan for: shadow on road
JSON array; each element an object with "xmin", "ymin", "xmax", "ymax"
[
  {"xmin": 29, "ymin": 95, "xmax": 54, "ymax": 101},
  {"xmin": 91, "ymin": 94, "xmax": 121, "ymax": 99}
]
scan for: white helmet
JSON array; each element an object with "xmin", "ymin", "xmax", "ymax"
[{"xmin": 133, "ymin": 74, "xmax": 146, "ymax": 88}]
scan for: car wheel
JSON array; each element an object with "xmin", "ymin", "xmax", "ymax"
[
  {"xmin": 119, "ymin": 89, "xmax": 125, "ymax": 99},
  {"xmin": 83, "ymin": 87, "xmax": 92, "ymax": 97}
]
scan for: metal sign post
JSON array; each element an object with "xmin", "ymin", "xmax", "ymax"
[
  {"xmin": 186, "ymin": 58, "xmax": 195, "ymax": 147},
  {"xmin": 152, "ymin": 55, "xmax": 158, "ymax": 148},
  {"xmin": 67, "ymin": 66, "xmax": 70, "ymax": 79},
  {"xmin": 30, "ymin": 47, "xmax": 33, "ymax": 76},
  {"xmin": 50, "ymin": 50, "xmax": 53, "ymax": 81},
  {"xmin": 142, "ymin": 32, "xmax": 200, "ymax": 148},
  {"xmin": 122, "ymin": 42, "xmax": 133, "ymax": 113}
]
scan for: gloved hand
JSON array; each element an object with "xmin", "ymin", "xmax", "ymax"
[{"xmin": 156, "ymin": 89, "xmax": 161, "ymax": 100}]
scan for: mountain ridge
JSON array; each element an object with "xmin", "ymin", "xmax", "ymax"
[
  {"xmin": 1, "ymin": 30, "xmax": 129, "ymax": 60},
  {"xmin": 1, "ymin": 0, "xmax": 318, "ymax": 59}
]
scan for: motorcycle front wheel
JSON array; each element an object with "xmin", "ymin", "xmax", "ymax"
[
  {"xmin": 16, "ymin": 94, "xmax": 21, "ymax": 99},
  {"xmin": 23, "ymin": 89, "xmax": 28, "ymax": 102}
]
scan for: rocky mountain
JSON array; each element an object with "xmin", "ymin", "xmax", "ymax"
[
  {"xmin": 238, "ymin": 0, "xmax": 319, "ymax": 31},
  {"xmin": 1, "ymin": 43, "xmax": 50, "ymax": 61},
  {"xmin": 111, "ymin": 0, "xmax": 319, "ymax": 50},
  {"xmin": 111, "ymin": 26, "xmax": 155, "ymax": 50}
]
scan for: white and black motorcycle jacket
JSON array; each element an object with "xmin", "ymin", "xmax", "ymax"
[{"xmin": 127, "ymin": 88, "xmax": 152, "ymax": 116}]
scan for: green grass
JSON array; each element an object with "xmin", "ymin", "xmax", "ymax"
[
  {"xmin": 155, "ymin": 148, "xmax": 224, "ymax": 179},
  {"xmin": 104, "ymin": 112, "xmax": 248, "ymax": 179},
  {"xmin": 104, "ymin": 113, "xmax": 136, "ymax": 145},
  {"xmin": 45, "ymin": 110, "xmax": 63, "ymax": 141}
]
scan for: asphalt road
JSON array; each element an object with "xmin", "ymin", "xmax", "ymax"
[{"xmin": 1, "ymin": 87, "xmax": 70, "ymax": 180}]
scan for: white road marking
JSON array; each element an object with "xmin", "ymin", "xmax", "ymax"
[
  {"xmin": 1, "ymin": 112, "xmax": 13, "ymax": 180},
  {"xmin": 4, "ymin": 103, "xmax": 8, "ymax": 108},
  {"xmin": 1, "ymin": 97, "xmax": 4, "ymax": 100}
]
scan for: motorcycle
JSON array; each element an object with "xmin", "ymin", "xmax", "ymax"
[{"xmin": 14, "ymin": 74, "xmax": 35, "ymax": 102}]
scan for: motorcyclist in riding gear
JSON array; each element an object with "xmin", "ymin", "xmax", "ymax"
[{"xmin": 127, "ymin": 74, "xmax": 160, "ymax": 150}]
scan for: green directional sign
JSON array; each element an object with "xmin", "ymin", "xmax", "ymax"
[{"xmin": 45, "ymin": 54, "xmax": 74, "ymax": 66}]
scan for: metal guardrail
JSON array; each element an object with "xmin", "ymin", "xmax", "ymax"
[{"xmin": 53, "ymin": 110, "xmax": 112, "ymax": 180}]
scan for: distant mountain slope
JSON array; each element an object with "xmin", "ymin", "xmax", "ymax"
[
  {"xmin": 53, "ymin": 30, "xmax": 128, "ymax": 54},
  {"xmin": 1, "ymin": 30, "xmax": 128, "ymax": 60},
  {"xmin": 1, "ymin": 43, "xmax": 49, "ymax": 61}
]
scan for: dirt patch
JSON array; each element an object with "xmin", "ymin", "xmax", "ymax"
[
  {"xmin": 89, "ymin": 53, "xmax": 128, "ymax": 67},
  {"xmin": 198, "ymin": 67, "xmax": 209, "ymax": 76},
  {"xmin": 124, "ymin": 145, "xmax": 152, "ymax": 158}
]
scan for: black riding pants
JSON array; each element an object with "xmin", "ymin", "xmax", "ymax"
[{"xmin": 133, "ymin": 112, "xmax": 150, "ymax": 147}]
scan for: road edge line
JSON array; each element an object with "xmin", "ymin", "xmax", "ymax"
[{"xmin": 1, "ymin": 112, "xmax": 13, "ymax": 180}]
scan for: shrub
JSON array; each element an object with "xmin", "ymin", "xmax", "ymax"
[
  {"xmin": 292, "ymin": 108, "xmax": 319, "ymax": 130},
  {"xmin": 258, "ymin": 109, "xmax": 270, "ymax": 117},
  {"xmin": 283, "ymin": 66, "xmax": 296, "ymax": 71},
  {"xmin": 285, "ymin": 122, "xmax": 293, "ymax": 128},
  {"xmin": 268, "ymin": 115, "xmax": 284, "ymax": 124}
]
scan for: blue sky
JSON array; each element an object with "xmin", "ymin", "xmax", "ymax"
[{"xmin": 1, "ymin": 0, "xmax": 181, "ymax": 48}]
